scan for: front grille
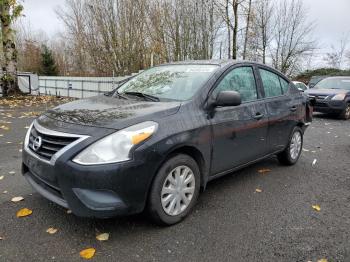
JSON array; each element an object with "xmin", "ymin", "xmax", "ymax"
[
  {"xmin": 28, "ymin": 125, "xmax": 79, "ymax": 161},
  {"xmin": 315, "ymin": 102, "xmax": 327, "ymax": 107},
  {"xmin": 315, "ymin": 95, "xmax": 328, "ymax": 100}
]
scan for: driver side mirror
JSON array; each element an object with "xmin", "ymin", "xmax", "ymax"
[{"xmin": 215, "ymin": 91, "xmax": 242, "ymax": 107}]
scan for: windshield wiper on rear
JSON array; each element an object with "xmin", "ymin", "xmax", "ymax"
[{"xmin": 123, "ymin": 91, "xmax": 160, "ymax": 102}]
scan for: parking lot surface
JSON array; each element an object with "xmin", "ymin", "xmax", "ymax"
[{"xmin": 0, "ymin": 98, "xmax": 349, "ymax": 262}]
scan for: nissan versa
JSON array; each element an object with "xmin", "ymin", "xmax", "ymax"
[{"xmin": 22, "ymin": 60, "xmax": 312, "ymax": 225}]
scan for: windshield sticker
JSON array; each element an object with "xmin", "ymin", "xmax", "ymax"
[{"xmin": 185, "ymin": 67, "xmax": 217, "ymax": 73}]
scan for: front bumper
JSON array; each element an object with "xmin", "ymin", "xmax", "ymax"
[
  {"xmin": 313, "ymin": 99, "xmax": 346, "ymax": 113},
  {"xmin": 22, "ymin": 150, "xmax": 158, "ymax": 218}
]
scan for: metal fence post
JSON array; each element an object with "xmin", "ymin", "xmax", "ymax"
[
  {"xmin": 67, "ymin": 80, "xmax": 69, "ymax": 97},
  {"xmin": 55, "ymin": 80, "xmax": 58, "ymax": 97},
  {"xmin": 81, "ymin": 81, "xmax": 84, "ymax": 99}
]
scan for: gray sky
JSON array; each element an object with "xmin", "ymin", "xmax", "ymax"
[{"xmin": 22, "ymin": 0, "xmax": 350, "ymax": 68}]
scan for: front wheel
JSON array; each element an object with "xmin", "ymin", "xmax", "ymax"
[
  {"xmin": 277, "ymin": 127, "xmax": 303, "ymax": 166},
  {"xmin": 147, "ymin": 154, "xmax": 200, "ymax": 226},
  {"xmin": 340, "ymin": 103, "xmax": 350, "ymax": 120}
]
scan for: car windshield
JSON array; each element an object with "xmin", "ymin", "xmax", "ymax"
[
  {"xmin": 116, "ymin": 65, "xmax": 219, "ymax": 101},
  {"xmin": 314, "ymin": 77, "xmax": 350, "ymax": 90}
]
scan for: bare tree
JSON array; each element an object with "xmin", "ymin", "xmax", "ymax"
[
  {"xmin": 253, "ymin": 0, "xmax": 273, "ymax": 64},
  {"xmin": 242, "ymin": 0, "xmax": 252, "ymax": 60},
  {"xmin": 270, "ymin": 0, "xmax": 316, "ymax": 75},
  {"xmin": 55, "ymin": 0, "xmax": 220, "ymax": 76},
  {"xmin": 323, "ymin": 33, "xmax": 349, "ymax": 69},
  {"xmin": 346, "ymin": 51, "xmax": 350, "ymax": 68}
]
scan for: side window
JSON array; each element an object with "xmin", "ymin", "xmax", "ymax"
[
  {"xmin": 279, "ymin": 77, "xmax": 290, "ymax": 94},
  {"xmin": 213, "ymin": 67, "xmax": 258, "ymax": 102},
  {"xmin": 259, "ymin": 69, "xmax": 283, "ymax": 97}
]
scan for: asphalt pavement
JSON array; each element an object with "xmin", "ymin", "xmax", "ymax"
[{"xmin": 0, "ymin": 99, "xmax": 349, "ymax": 262}]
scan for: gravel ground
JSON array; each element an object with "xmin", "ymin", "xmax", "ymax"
[{"xmin": 0, "ymin": 98, "xmax": 349, "ymax": 262}]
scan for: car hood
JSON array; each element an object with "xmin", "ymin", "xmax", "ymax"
[
  {"xmin": 305, "ymin": 88, "xmax": 349, "ymax": 96},
  {"xmin": 43, "ymin": 95, "xmax": 181, "ymax": 130}
]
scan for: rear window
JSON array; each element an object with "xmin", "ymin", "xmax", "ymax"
[{"xmin": 259, "ymin": 69, "xmax": 283, "ymax": 97}]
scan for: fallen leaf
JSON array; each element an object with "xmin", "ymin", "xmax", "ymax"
[
  {"xmin": 6, "ymin": 141, "xmax": 12, "ymax": 144},
  {"xmin": 16, "ymin": 208, "xmax": 33, "ymax": 218},
  {"xmin": 11, "ymin": 196, "xmax": 24, "ymax": 202},
  {"xmin": 80, "ymin": 248, "xmax": 96, "ymax": 259},
  {"xmin": 312, "ymin": 159, "xmax": 317, "ymax": 166},
  {"xmin": 24, "ymin": 126, "xmax": 30, "ymax": 129},
  {"xmin": 3, "ymin": 191, "xmax": 8, "ymax": 194},
  {"xmin": 0, "ymin": 125, "xmax": 9, "ymax": 131},
  {"xmin": 0, "ymin": 236, "xmax": 3, "ymax": 240},
  {"xmin": 96, "ymin": 233, "xmax": 109, "ymax": 241},
  {"xmin": 0, "ymin": 134, "xmax": 3, "ymax": 137},
  {"xmin": 8, "ymin": 171, "xmax": 15, "ymax": 175},
  {"xmin": 318, "ymin": 259, "xmax": 328, "ymax": 262},
  {"xmin": 255, "ymin": 188, "xmax": 262, "ymax": 193},
  {"xmin": 258, "ymin": 168, "xmax": 271, "ymax": 174},
  {"xmin": 302, "ymin": 148, "xmax": 310, "ymax": 152},
  {"xmin": 0, "ymin": 176, "xmax": 4, "ymax": 180},
  {"xmin": 46, "ymin": 227, "xmax": 58, "ymax": 234},
  {"xmin": 312, "ymin": 205, "xmax": 321, "ymax": 212}
]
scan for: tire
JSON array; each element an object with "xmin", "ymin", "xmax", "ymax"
[
  {"xmin": 339, "ymin": 103, "xmax": 350, "ymax": 120},
  {"xmin": 148, "ymin": 154, "xmax": 200, "ymax": 226},
  {"xmin": 277, "ymin": 127, "xmax": 303, "ymax": 166}
]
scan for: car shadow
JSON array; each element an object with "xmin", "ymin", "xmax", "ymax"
[
  {"xmin": 34, "ymin": 155, "xmax": 281, "ymax": 231},
  {"xmin": 312, "ymin": 112, "xmax": 340, "ymax": 120}
]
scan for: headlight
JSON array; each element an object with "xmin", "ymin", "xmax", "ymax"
[
  {"xmin": 331, "ymin": 94, "xmax": 346, "ymax": 100},
  {"xmin": 73, "ymin": 121, "xmax": 158, "ymax": 165},
  {"xmin": 24, "ymin": 122, "xmax": 34, "ymax": 148}
]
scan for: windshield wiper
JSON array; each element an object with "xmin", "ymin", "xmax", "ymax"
[
  {"xmin": 105, "ymin": 91, "xmax": 128, "ymax": 100},
  {"xmin": 123, "ymin": 92, "xmax": 160, "ymax": 102}
]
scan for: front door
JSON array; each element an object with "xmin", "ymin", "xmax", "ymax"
[{"xmin": 210, "ymin": 66, "xmax": 268, "ymax": 175}]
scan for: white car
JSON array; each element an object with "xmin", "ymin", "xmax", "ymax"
[{"xmin": 292, "ymin": 81, "xmax": 309, "ymax": 92}]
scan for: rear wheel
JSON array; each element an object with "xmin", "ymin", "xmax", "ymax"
[
  {"xmin": 148, "ymin": 154, "xmax": 200, "ymax": 226},
  {"xmin": 340, "ymin": 103, "xmax": 350, "ymax": 120},
  {"xmin": 277, "ymin": 127, "xmax": 303, "ymax": 166}
]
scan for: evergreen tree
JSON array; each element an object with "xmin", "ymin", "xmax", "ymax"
[{"xmin": 40, "ymin": 45, "xmax": 58, "ymax": 76}]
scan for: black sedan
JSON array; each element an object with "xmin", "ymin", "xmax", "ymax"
[
  {"xmin": 22, "ymin": 60, "xmax": 312, "ymax": 225},
  {"xmin": 305, "ymin": 76, "xmax": 350, "ymax": 120}
]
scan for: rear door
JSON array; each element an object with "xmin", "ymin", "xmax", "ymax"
[
  {"xmin": 210, "ymin": 66, "xmax": 268, "ymax": 175},
  {"xmin": 257, "ymin": 68, "xmax": 298, "ymax": 152}
]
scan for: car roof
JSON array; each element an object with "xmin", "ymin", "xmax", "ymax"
[
  {"xmin": 323, "ymin": 76, "xmax": 350, "ymax": 79},
  {"xmin": 162, "ymin": 59, "xmax": 272, "ymax": 68}
]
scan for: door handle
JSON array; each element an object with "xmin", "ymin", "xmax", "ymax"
[
  {"xmin": 253, "ymin": 113, "xmax": 264, "ymax": 120},
  {"xmin": 290, "ymin": 106, "xmax": 297, "ymax": 112}
]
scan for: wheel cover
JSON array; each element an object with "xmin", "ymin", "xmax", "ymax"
[
  {"xmin": 161, "ymin": 165, "xmax": 195, "ymax": 216},
  {"xmin": 290, "ymin": 131, "xmax": 302, "ymax": 160},
  {"xmin": 345, "ymin": 105, "xmax": 350, "ymax": 118}
]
